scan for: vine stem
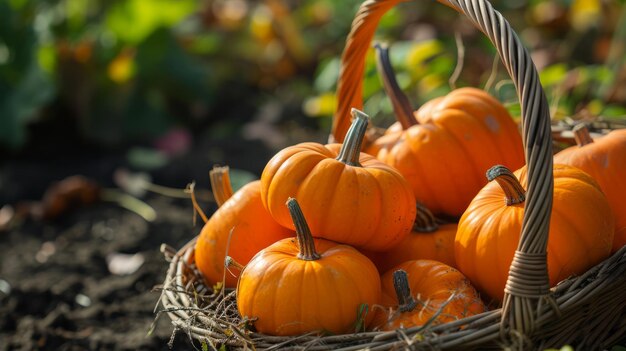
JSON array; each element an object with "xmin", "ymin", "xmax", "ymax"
[
  {"xmin": 486, "ymin": 165, "xmax": 526, "ymax": 206},
  {"xmin": 286, "ymin": 198, "xmax": 321, "ymax": 261}
]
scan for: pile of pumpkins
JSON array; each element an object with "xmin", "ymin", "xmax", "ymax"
[{"xmin": 192, "ymin": 47, "xmax": 626, "ymax": 337}]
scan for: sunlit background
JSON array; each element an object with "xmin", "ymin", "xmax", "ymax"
[
  {"xmin": 1, "ymin": 1, "xmax": 625, "ymax": 348},
  {"xmin": 2, "ymin": 0, "xmax": 624, "ymax": 151}
]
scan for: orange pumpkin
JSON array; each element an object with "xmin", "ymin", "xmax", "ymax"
[
  {"xmin": 455, "ymin": 164, "xmax": 614, "ymax": 302},
  {"xmin": 374, "ymin": 261, "xmax": 485, "ymax": 330},
  {"xmin": 554, "ymin": 124, "xmax": 626, "ymax": 252},
  {"xmin": 260, "ymin": 109, "xmax": 416, "ymax": 251},
  {"xmin": 237, "ymin": 198, "xmax": 381, "ymax": 336},
  {"xmin": 365, "ymin": 45, "xmax": 525, "ymax": 217},
  {"xmin": 195, "ymin": 166, "xmax": 292, "ymax": 288},
  {"xmin": 367, "ymin": 203, "xmax": 457, "ymax": 273}
]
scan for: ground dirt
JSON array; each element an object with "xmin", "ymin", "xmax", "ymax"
[{"xmin": 0, "ymin": 135, "xmax": 284, "ymax": 350}]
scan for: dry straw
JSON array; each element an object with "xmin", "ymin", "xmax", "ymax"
[{"xmin": 157, "ymin": 0, "xmax": 626, "ymax": 349}]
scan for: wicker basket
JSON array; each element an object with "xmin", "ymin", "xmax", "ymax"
[{"xmin": 158, "ymin": 0, "xmax": 626, "ymax": 349}]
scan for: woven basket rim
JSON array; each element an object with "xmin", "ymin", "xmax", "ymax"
[{"xmin": 158, "ymin": 237, "xmax": 626, "ymax": 350}]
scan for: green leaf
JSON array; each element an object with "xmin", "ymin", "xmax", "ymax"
[
  {"xmin": 314, "ymin": 57, "xmax": 340, "ymax": 93},
  {"xmin": 37, "ymin": 44, "xmax": 57, "ymax": 74},
  {"xmin": 105, "ymin": 0, "xmax": 197, "ymax": 44},
  {"xmin": 539, "ymin": 64, "xmax": 569, "ymax": 88},
  {"xmin": 8, "ymin": 0, "xmax": 28, "ymax": 10},
  {"xmin": 64, "ymin": 0, "xmax": 89, "ymax": 32},
  {"xmin": 228, "ymin": 169, "xmax": 258, "ymax": 192},
  {"xmin": 378, "ymin": 7, "xmax": 403, "ymax": 30},
  {"xmin": 602, "ymin": 105, "xmax": 626, "ymax": 118},
  {"xmin": 544, "ymin": 346, "xmax": 574, "ymax": 351},
  {"xmin": 353, "ymin": 303, "xmax": 369, "ymax": 333},
  {"xmin": 0, "ymin": 2, "xmax": 55, "ymax": 148},
  {"xmin": 405, "ymin": 39, "xmax": 445, "ymax": 68},
  {"xmin": 126, "ymin": 147, "xmax": 169, "ymax": 171},
  {"xmin": 188, "ymin": 33, "xmax": 223, "ymax": 55},
  {"xmin": 135, "ymin": 28, "xmax": 215, "ymax": 102}
]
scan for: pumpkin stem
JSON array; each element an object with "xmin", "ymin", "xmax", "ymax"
[
  {"xmin": 413, "ymin": 202, "xmax": 439, "ymax": 232},
  {"xmin": 487, "ymin": 165, "xmax": 526, "ymax": 206},
  {"xmin": 210, "ymin": 166, "xmax": 234, "ymax": 207},
  {"xmin": 374, "ymin": 43, "xmax": 417, "ymax": 130},
  {"xmin": 336, "ymin": 109, "xmax": 369, "ymax": 167},
  {"xmin": 573, "ymin": 123, "xmax": 594, "ymax": 147},
  {"xmin": 393, "ymin": 270, "xmax": 417, "ymax": 313},
  {"xmin": 224, "ymin": 255, "xmax": 244, "ymax": 271},
  {"xmin": 286, "ymin": 197, "xmax": 321, "ymax": 261}
]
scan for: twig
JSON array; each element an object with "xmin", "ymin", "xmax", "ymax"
[
  {"xmin": 484, "ymin": 55, "xmax": 500, "ymax": 93},
  {"xmin": 186, "ymin": 182, "xmax": 208, "ymax": 224},
  {"xmin": 449, "ymin": 31, "xmax": 465, "ymax": 90},
  {"xmin": 100, "ymin": 188, "xmax": 157, "ymax": 222}
]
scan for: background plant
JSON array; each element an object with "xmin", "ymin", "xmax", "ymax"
[{"xmin": 1, "ymin": 0, "xmax": 625, "ymax": 151}]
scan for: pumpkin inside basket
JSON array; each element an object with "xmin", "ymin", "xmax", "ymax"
[{"xmin": 158, "ymin": 0, "xmax": 626, "ymax": 349}]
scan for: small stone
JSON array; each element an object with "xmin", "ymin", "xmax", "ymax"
[
  {"xmin": 106, "ymin": 252, "xmax": 145, "ymax": 275},
  {"xmin": 75, "ymin": 293, "xmax": 92, "ymax": 307},
  {"xmin": 0, "ymin": 278, "xmax": 11, "ymax": 296}
]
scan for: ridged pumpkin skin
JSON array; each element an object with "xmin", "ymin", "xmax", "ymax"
[
  {"xmin": 195, "ymin": 180, "xmax": 292, "ymax": 287},
  {"xmin": 455, "ymin": 164, "xmax": 614, "ymax": 302},
  {"xmin": 366, "ymin": 205, "xmax": 457, "ymax": 273},
  {"xmin": 554, "ymin": 128, "xmax": 626, "ymax": 252},
  {"xmin": 367, "ymin": 88, "xmax": 525, "ymax": 217},
  {"xmin": 261, "ymin": 112, "xmax": 416, "ymax": 251},
  {"xmin": 237, "ymin": 199, "xmax": 381, "ymax": 336},
  {"xmin": 368, "ymin": 223, "xmax": 457, "ymax": 274},
  {"xmin": 374, "ymin": 260, "xmax": 485, "ymax": 330}
]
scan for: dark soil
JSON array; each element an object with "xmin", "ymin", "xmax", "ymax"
[{"xmin": 0, "ymin": 136, "xmax": 290, "ymax": 350}]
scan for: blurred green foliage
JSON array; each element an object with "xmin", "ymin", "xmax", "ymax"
[
  {"xmin": 1, "ymin": 0, "xmax": 215, "ymax": 148},
  {"xmin": 306, "ymin": 0, "xmax": 626, "ymax": 128},
  {"xmin": 0, "ymin": 0, "xmax": 55, "ymax": 148},
  {"xmin": 1, "ymin": 0, "xmax": 625, "ymax": 150},
  {"xmin": 1, "ymin": 0, "xmax": 374, "ymax": 150}
]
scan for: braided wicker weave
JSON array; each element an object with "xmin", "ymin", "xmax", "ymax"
[{"xmin": 159, "ymin": 0, "xmax": 626, "ymax": 349}]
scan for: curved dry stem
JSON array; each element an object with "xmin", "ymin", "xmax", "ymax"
[
  {"xmin": 185, "ymin": 182, "xmax": 208, "ymax": 224},
  {"xmin": 286, "ymin": 198, "xmax": 321, "ymax": 261},
  {"xmin": 336, "ymin": 109, "xmax": 369, "ymax": 167},
  {"xmin": 449, "ymin": 30, "xmax": 465, "ymax": 90},
  {"xmin": 374, "ymin": 43, "xmax": 417, "ymax": 130},
  {"xmin": 487, "ymin": 165, "xmax": 526, "ymax": 206}
]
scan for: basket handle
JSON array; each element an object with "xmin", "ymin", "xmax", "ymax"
[{"xmin": 332, "ymin": 0, "xmax": 554, "ymax": 337}]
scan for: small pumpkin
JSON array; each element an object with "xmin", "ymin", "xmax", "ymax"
[
  {"xmin": 374, "ymin": 261, "xmax": 485, "ymax": 330},
  {"xmin": 366, "ymin": 203, "xmax": 457, "ymax": 273},
  {"xmin": 195, "ymin": 166, "xmax": 292, "ymax": 288},
  {"xmin": 237, "ymin": 198, "xmax": 381, "ymax": 336},
  {"xmin": 455, "ymin": 164, "xmax": 614, "ymax": 302},
  {"xmin": 261, "ymin": 109, "xmax": 416, "ymax": 251},
  {"xmin": 554, "ymin": 124, "xmax": 626, "ymax": 252},
  {"xmin": 365, "ymin": 45, "xmax": 525, "ymax": 217}
]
